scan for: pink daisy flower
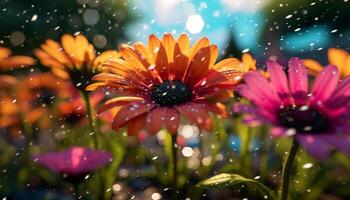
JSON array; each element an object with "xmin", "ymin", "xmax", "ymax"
[
  {"xmin": 234, "ymin": 57, "xmax": 350, "ymax": 159},
  {"xmin": 32, "ymin": 147, "xmax": 112, "ymax": 176}
]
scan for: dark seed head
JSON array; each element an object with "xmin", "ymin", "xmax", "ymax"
[
  {"xmin": 278, "ymin": 105, "xmax": 330, "ymax": 133},
  {"xmin": 151, "ymin": 80, "xmax": 192, "ymax": 106},
  {"xmin": 33, "ymin": 88, "xmax": 56, "ymax": 106}
]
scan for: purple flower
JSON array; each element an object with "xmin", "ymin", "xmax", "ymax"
[
  {"xmin": 33, "ymin": 147, "xmax": 112, "ymax": 176},
  {"xmin": 234, "ymin": 57, "xmax": 350, "ymax": 159}
]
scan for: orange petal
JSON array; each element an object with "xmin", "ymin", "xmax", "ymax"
[
  {"xmin": 154, "ymin": 43, "xmax": 169, "ymax": 80},
  {"xmin": 189, "ymin": 37, "xmax": 210, "ymax": 59},
  {"xmin": 76, "ymin": 34, "xmax": 95, "ymax": 64},
  {"xmin": 97, "ymin": 96, "xmax": 144, "ymax": 114},
  {"xmin": 134, "ymin": 42, "xmax": 154, "ymax": 65},
  {"xmin": 92, "ymin": 73, "xmax": 128, "ymax": 84},
  {"xmin": 303, "ymin": 59, "xmax": 323, "ymax": 76},
  {"xmin": 120, "ymin": 44, "xmax": 148, "ymax": 70},
  {"xmin": 61, "ymin": 34, "xmax": 81, "ymax": 66},
  {"xmin": 173, "ymin": 42, "xmax": 190, "ymax": 80},
  {"xmin": 112, "ymin": 102, "xmax": 154, "ymax": 131},
  {"xmin": 0, "ymin": 56, "xmax": 35, "ymax": 69},
  {"xmin": 212, "ymin": 57, "xmax": 243, "ymax": 72},
  {"xmin": 345, "ymin": 56, "xmax": 350, "ymax": 77},
  {"xmin": 86, "ymin": 82, "xmax": 107, "ymax": 91},
  {"xmin": 44, "ymin": 39, "xmax": 73, "ymax": 66},
  {"xmin": 0, "ymin": 47, "xmax": 11, "ymax": 60},
  {"xmin": 93, "ymin": 50, "xmax": 120, "ymax": 66},
  {"xmin": 328, "ymin": 48, "xmax": 348, "ymax": 75},
  {"xmin": 184, "ymin": 45, "xmax": 212, "ymax": 85},
  {"xmin": 148, "ymin": 34, "xmax": 161, "ymax": 59},
  {"xmin": 161, "ymin": 33, "xmax": 176, "ymax": 62},
  {"xmin": 52, "ymin": 68, "xmax": 69, "ymax": 80},
  {"xmin": 146, "ymin": 107, "xmax": 167, "ymax": 134},
  {"xmin": 241, "ymin": 53, "xmax": 256, "ymax": 71},
  {"xmin": 208, "ymin": 45, "xmax": 219, "ymax": 68},
  {"xmin": 127, "ymin": 115, "xmax": 146, "ymax": 136},
  {"xmin": 34, "ymin": 49, "xmax": 66, "ymax": 69},
  {"xmin": 177, "ymin": 34, "xmax": 190, "ymax": 53}
]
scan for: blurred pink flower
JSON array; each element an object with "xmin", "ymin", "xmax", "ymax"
[
  {"xmin": 33, "ymin": 147, "xmax": 112, "ymax": 176},
  {"xmin": 234, "ymin": 57, "xmax": 350, "ymax": 159}
]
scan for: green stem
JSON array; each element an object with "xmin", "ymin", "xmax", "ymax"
[
  {"xmin": 240, "ymin": 126, "xmax": 253, "ymax": 176},
  {"xmin": 280, "ymin": 139, "xmax": 300, "ymax": 200},
  {"xmin": 171, "ymin": 133, "xmax": 178, "ymax": 200},
  {"xmin": 81, "ymin": 91, "xmax": 99, "ymax": 148}
]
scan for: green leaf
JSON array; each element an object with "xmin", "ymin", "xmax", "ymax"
[{"xmin": 197, "ymin": 173, "xmax": 275, "ymax": 199}]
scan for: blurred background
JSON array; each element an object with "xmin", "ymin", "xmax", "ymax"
[{"xmin": 1, "ymin": 0, "xmax": 349, "ymax": 65}]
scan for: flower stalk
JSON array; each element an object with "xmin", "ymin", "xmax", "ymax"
[
  {"xmin": 81, "ymin": 91, "xmax": 99, "ymax": 148},
  {"xmin": 280, "ymin": 139, "xmax": 300, "ymax": 200},
  {"xmin": 171, "ymin": 133, "xmax": 178, "ymax": 200}
]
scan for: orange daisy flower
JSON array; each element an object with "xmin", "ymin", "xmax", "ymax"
[
  {"xmin": 34, "ymin": 34, "xmax": 120, "ymax": 90},
  {"xmin": 87, "ymin": 33, "xmax": 245, "ymax": 136},
  {"xmin": 0, "ymin": 47, "xmax": 35, "ymax": 71},
  {"xmin": 17, "ymin": 73, "xmax": 70, "ymax": 124},
  {"xmin": 304, "ymin": 48, "xmax": 350, "ymax": 78},
  {"xmin": 239, "ymin": 53, "xmax": 257, "ymax": 72}
]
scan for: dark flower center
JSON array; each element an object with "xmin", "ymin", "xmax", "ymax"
[
  {"xmin": 151, "ymin": 80, "xmax": 192, "ymax": 106},
  {"xmin": 278, "ymin": 105, "xmax": 330, "ymax": 133},
  {"xmin": 33, "ymin": 88, "xmax": 56, "ymax": 106}
]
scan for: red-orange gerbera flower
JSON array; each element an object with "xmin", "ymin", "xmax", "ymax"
[
  {"xmin": 0, "ymin": 47, "xmax": 35, "ymax": 71},
  {"xmin": 17, "ymin": 73, "xmax": 70, "ymax": 125},
  {"xmin": 87, "ymin": 33, "xmax": 245, "ymax": 135},
  {"xmin": 34, "ymin": 34, "xmax": 120, "ymax": 90}
]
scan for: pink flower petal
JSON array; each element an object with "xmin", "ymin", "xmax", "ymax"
[
  {"xmin": 266, "ymin": 60, "xmax": 290, "ymax": 103},
  {"xmin": 33, "ymin": 147, "xmax": 112, "ymax": 175},
  {"xmin": 238, "ymin": 72, "xmax": 281, "ymax": 109},
  {"xmin": 288, "ymin": 58, "xmax": 308, "ymax": 104},
  {"xmin": 327, "ymin": 76, "xmax": 350, "ymax": 108},
  {"xmin": 311, "ymin": 65, "xmax": 339, "ymax": 103}
]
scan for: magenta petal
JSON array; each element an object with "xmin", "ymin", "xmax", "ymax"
[
  {"xmin": 266, "ymin": 60, "xmax": 290, "ymax": 103},
  {"xmin": 288, "ymin": 58, "xmax": 308, "ymax": 103},
  {"xmin": 311, "ymin": 65, "xmax": 339, "ymax": 103},
  {"xmin": 327, "ymin": 76, "xmax": 350, "ymax": 108},
  {"xmin": 33, "ymin": 147, "xmax": 112, "ymax": 175},
  {"xmin": 296, "ymin": 135, "xmax": 332, "ymax": 160},
  {"xmin": 241, "ymin": 72, "xmax": 281, "ymax": 108}
]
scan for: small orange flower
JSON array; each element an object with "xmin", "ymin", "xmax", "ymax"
[
  {"xmin": 17, "ymin": 73, "xmax": 70, "ymax": 124},
  {"xmin": 34, "ymin": 34, "xmax": 120, "ymax": 90},
  {"xmin": 240, "ymin": 53, "xmax": 257, "ymax": 72},
  {"xmin": 304, "ymin": 48, "xmax": 350, "ymax": 78},
  {"xmin": 58, "ymin": 86, "xmax": 104, "ymax": 125},
  {"xmin": 87, "ymin": 33, "xmax": 246, "ymax": 136},
  {"xmin": 0, "ymin": 47, "xmax": 35, "ymax": 71}
]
